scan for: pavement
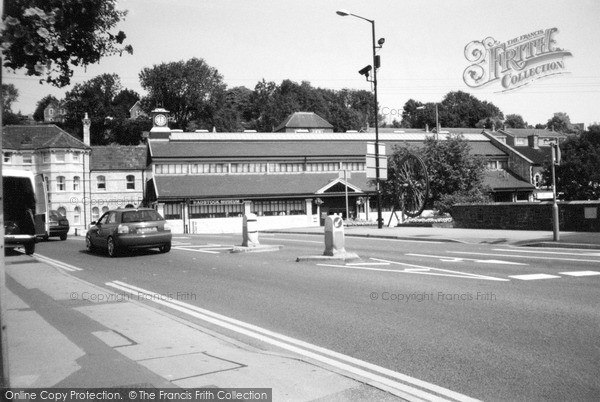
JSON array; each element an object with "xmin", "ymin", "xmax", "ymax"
[{"xmin": 3, "ymin": 226, "xmax": 599, "ymax": 400}]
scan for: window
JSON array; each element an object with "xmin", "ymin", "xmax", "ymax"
[
  {"xmin": 92, "ymin": 207, "xmax": 100, "ymax": 222},
  {"xmin": 101, "ymin": 206, "xmax": 109, "ymax": 214},
  {"xmin": 56, "ymin": 176, "xmax": 66, "ymax": 191},
  {"xmin": 126, "ymin": 175, "xmax": 135, "ymax": 190},
  {"xmin": 3, "ymin": 153, "xmax": 12, "ymax": 164},
  {"xmin": 74, "ymin": 206, "xmax": 81, "ymax": 225},
  {"xmin": 55, "ymin": 152, "xmax": 65, "ymax": 162},
  {"xmin": 72, "ymin": 153, "xmax": 80, "ymax": 162},
  {"xmin": 253, "ymin": 200, "xmax": 305, "ymax": 216},
  {"xmin": 189, "ymin": 202, "xmax": 243, "ymax": 219},
  {"xmin": 97, "ymin": 176, "xmax": 106, "ymax": 190},
  {"xmin": 73, "ymin": 176, "xmax": 80, "ymax": 191},
  {"xmin": 163, "ymin": 203, "xmax": 182, "ymax": 219},
  {"xmin": 23, "ymin": 154, "xmax": 33, "ymax": 164},
  {"xmin": 43, "ymin": 153, "xmax": 50, "ymax": 163}
]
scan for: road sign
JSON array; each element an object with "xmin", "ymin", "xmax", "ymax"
[{"xmin": 366, "ymin": 142, "xmax": 387, "ymax": 180}]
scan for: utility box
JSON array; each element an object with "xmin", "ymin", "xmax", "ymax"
[{"xmin": 242, "ymin": 213, "xmax": 260, "ymax": 247}]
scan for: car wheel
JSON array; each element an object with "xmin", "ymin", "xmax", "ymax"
[
  {"xmin": 107, "ymin": 237, "xmax": 119, "ymax": 257},
  {"xmin": 24, "ymin": 242, "xmax": 35, "ymax": 255},
  {"xmin": 60, "ymin": 233, "xmax": 67, "ymax": 241},
  {"xmin": 43, "ymin": 234, "xmax": 49, "ymax": 241},
  {"xmin": 159, "ymin": 242, "xmax": 171, "ymax": 253},
  {"xmin": 86, "ymin": 234, "xmax": 96, "ymax": 253}
]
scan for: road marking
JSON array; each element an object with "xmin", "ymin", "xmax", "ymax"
[
  {"xmin": 173, "ymin": 247, "xmax": 222, "ymax": 254},
  {"xmin": 34, "ymin": 253, "xmax": 84, "ymax": 271},
  {"xmin": 106, "ymin": 280, "xmax": 479, "ymax": 402},
  {"xmin": 494, "ymin": 248, "xmax": 600, "ymax": 257},
  {"xmin": 559, "ymin": 271, "xmax": 600, "ymax": 277},
  {"xmin": 318, "ymin": 258, "xmax": 509, "ymax": 281},
  {"xmin": 508, "ymin": 274, "xmax": 561, "ymax": 280},
  {"xmin": 407, "ymin": 253, "xmax": 527, "ymax": 266},
  {"xmin": 448, "ymin": 251, "xmax": 600, "ymax": 264}
]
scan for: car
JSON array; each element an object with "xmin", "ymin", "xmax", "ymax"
[
  {"xmin": 46, "ymin": 210, "xmax": 70, "ymax": 240},
  {"xmin": 86, "ymin": 208, "xmax": 172, "ymax": 257}
]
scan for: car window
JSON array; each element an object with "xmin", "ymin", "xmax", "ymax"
[
  {"xmin": 97, "ymin": 212, "xmax": 109, "ymax": 224},
  {"xmin": 106, "ymin": 212, "xmax": 117, "ymax": 224},
  {"xmin": 122, "ymin": 210, "xmax": 163, "ymax": 222}
]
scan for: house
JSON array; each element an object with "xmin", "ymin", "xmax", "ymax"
[
  {"xmin": 129, "ymin": 100, "xmax": 148, "ymax": 120},
  {"xmin": 43, "ymin": 100, "xmax": 66, "ymax": 123},
  {"xmin": 2, "ymin": 125, "xmax": 91, "ymax": 233}
]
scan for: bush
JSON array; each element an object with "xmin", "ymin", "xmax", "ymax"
[{"xmin": 434, "ymin": 187, "xmax": 492, "ymax": 215}]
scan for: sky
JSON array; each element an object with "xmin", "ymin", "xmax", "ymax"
[{"xmin": 4, "ymin": 0, "xmax": 600, "ymax": 128}]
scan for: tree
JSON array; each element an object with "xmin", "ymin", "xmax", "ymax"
[
  {"xmin": 545, "ymin": 132, "xmax": 600, "ymax": 200},
  {"xmin": 1, "ymin": 0, "xmax": 132, "ymax": 87},
  {"xmin": 139, "ymin": 58, "xmax": 226, "ymax": 131},
  {"xmin": 504, "ymin": 114, "xmax": 527, "ymax": 129},
  {"xmin": 440, "ymin": 91, "xmax": 503, "ymax": 128},
  {"xmin": 33, "ymin": 94, "xmax": 59, "ymax": 122},
  {"xmin": 2, "ymin": 84, "xmax": 26, "ymax": 125},
  {"xmin": 546, "ymin": 112, "xmax": 578, "ymax": 134},
  {"xmin": 62, "ymin": 73, "xmax": 123, "ymax": 144},
  {"xmin": 382, "ymin": 135, "xmax": 490, "ymax": 214},
  {"xmin": 111, "ymin": 89, "xmax": 140, "ymax": 119}
]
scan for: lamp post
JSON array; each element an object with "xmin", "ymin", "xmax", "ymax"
[
  {"xmin": 416, "ymin": 104, "xmax": 440, "ymax": 140},
  {"xmin": 337, "ymin": 9, "xmax": 384, "ymax": 228}
]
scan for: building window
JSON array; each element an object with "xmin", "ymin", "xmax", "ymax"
[
  {"xmin": 23, "ymin": 154, "xmax": 33, "ymax": 164},
  {"xmin": 126, "ymin": 175, "xmax": 135, "ymax": 190},
  {"xmin": 72, "ymin": 153, "xmax": 80, "ymax": 162},
  {"xmin": 252, "ymin": 200, "xmax": 305, "ymax": 216},
  {"xmin": 56, "ymin": 176, "xmax": 66, "ymax": 191},
  {"xmin": 74, "ymin": 206, "xmax": 81, "ymax": 225},
  {"xmin": 102, "ymin": 206, "xmax": 109, "ymax": 214},
  {"xmin": 534, "ymin": 173, "xmax": 542, "ymax": 188},
  {"xmin": 73, "ymin": 176, "xmax": 80, "ymax": 191},
  {"xmin": 163, "ymin": 203, "xmax": 182, "ymax": 219},
  {"xmin": 230, "ymin": 163, "xmax": 268, "ymax": 174},
  {"xmin": 92, "ymin": 207, "xmax": 100, "ymax": 222},
  {"xmin": 57, "ymin": 207, "xmax": 67, "ymax": 217},
  {"xmin": 43, "ymin": 153, "xmax": 50, "ymax": 163},
  {"xmin": 189, "ymin": 202, "xmax": 243, "ymax": 219},
  {"xmin": 55, "ymin": 152, "xmax": 65, "ymax": 162},
  {"xmin": 97, "ymin": 175, "xmax": 106, "ymax": 190},
  {"xmin": 3, "ymin": 153, "xmax": 12, "ymax": 164}
]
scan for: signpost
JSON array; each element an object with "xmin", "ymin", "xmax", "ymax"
[{"xmin": 366, "ymin": 142, "xmax": 387, "ymax": 180}]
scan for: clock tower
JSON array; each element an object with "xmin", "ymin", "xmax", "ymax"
[{"xmin": 149, "ymin": 107, "xmax": 171, "ymax": 139}]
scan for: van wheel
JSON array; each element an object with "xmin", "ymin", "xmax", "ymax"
[
  {"xmin": 60, "ymin": 233, "xmax": 67, "ymax": 241},
  {"xmin": 107, "ymin": 237, "xmax": 119, "ymax": 257},
  {"xmin": 159, "ymin": 243, "xmax": 171, "ymax": 253},
  {"xmin": 24, "ymin": 242, "xmax": 35, "ymax": 255}
]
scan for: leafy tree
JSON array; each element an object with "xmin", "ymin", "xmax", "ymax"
[
  {"xmin": 111, "ymin": 89, "xmax": 140, "ymax": 119},
  {"xmin": 399, "ymin": 99, "xmax": 426, "ymax": 129},
  {"xmin": 105, "ymin": 118, "xmax": 151, "ymax": 145},
  {"xmin": 33, "ymin": 94, "xmax": 59, "ymax": 122},
  {"xmin": 383, "ymin": 135, "xmax": 490, "ymax": 214},
  {"xmin": 546, "ymin": 112, "xmax": 579, "ymax": 134},
  {"xmin": 139, "ymin": 58, "xmax": 226, "ymax": 131},
  {"xmin": 545, "ymin": 132, "xmax": 600, "ymax": 200},
  {"xmin": 1, "ymin": 0, "xmax": 132, "ymax": 87},
  {"xmin": 2, "ymin": 84, "xmax": 26, "ymax": 125},
  {"xmin": 440, "ymin": 91, "xmax": 503, "ymax": 128},
  {"xmin": 504, "ymin": 114, "xmax": 527, "ymax": 129},
  {"xmin": 62, "ymin": 73, "xmax": 123, "ymax": 144}
]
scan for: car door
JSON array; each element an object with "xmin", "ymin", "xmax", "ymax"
[
  {"xmin": 88, "ymin": 212, "xmax": 109, "ymax": 247},
  {"xmin": 97, "ymin": 211, "xmax": 118, "ymax": 247}
]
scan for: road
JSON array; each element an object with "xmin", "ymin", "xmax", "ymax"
[{"xmin": 32, "ymin": 232, "xmax": 600, "ymax": 401}]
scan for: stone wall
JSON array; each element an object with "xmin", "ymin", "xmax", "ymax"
[{"xmin": 451, "ymin": 201, "xmax": 600, "ymax": 232}]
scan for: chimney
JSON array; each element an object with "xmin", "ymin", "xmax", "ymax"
[
  {"xmin": 528, "ymin": 134, "xmax": 539, "ymax": 149},
  {"xmin": 425, "ymin": 123, "xmax": 429, "ymax": 132},
  {"xmin": 82, "ymin": 113, "xmax": 91, "ymax": 146}
]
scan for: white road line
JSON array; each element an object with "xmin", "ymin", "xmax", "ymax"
[
  {"xmin": 34, "ymin": 253, "xmax": 84, "ymax": 271},
  {"xmin": 493, "ymin": 248, "xmax": 600, "ymax": 257},
  {"xmin": 318, "ymin": 259, "xmax": 508, "ymax": 281},
  {"xmin": 448, "ymin": 251, "xmax": 600, "ymax": 264},
  {"xmin": 508, "ymin": 274, "xmax": 561, "ymax": 280},
  {"xmin": 407, "ymin": 253, "xmax": 527, "ymax": 266},
  {"xmin": 173, "ymin": 247, "xmax": 222, "ymax": 254},
  {"xmin": 559, "ymin": 271, "xmax": 600, "ymax": 277},
  {"xmin": 106, "ymin": 280, "xmax": 479, "ymax": 402}
]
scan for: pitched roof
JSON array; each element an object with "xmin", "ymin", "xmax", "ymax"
[
  {"xmin": 152, "ymin": 173, "xmax": 371, "ymax": 200},
  {"xmin": 91, "ymin": 145, "xmax": 147, "ymax": 170},
  {"xmin": 512, "ymin": 146, "xmax": 552, "ymax": 165},
  {"xmin": 2, "ymin": 125, "xmax": 88, "ymax": 150},
  {"xmin": 483, "ymin": 170, "xmax": 535, "ymax": 191},
  {"xmin": 499, "ymin": 128, "xmax": 566, "ymax": 138},
  {"xmin": 274, "ymin": 112, "xmax": 334, "ymax": 132}
]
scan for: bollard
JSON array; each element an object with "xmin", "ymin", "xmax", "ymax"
[
  {"xmin": 242, "ymin": 213, "xmax": 260, "ymax": 247},
  {"xmin": 323, "ymin": 214, "xmax": 346, "ymax": 256}
]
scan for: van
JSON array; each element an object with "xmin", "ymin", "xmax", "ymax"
[{"xmin": 3, "ymin": 168, "xmax": 48, "ymax": 255}]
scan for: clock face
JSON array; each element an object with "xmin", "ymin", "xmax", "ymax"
[{"xmin": 154, "ymin": 114, "xmax": 167, "ymax": 126}]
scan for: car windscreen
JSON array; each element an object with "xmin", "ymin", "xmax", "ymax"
[{"xmin": 121, "ymin": 210, "xmax": 163, "ymax": 223}]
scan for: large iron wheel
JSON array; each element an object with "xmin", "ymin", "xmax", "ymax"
[{"xmin": 397, "ymin": 153, "xmax": 429, "ymax": 217}]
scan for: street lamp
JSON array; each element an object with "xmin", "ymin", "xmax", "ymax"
[
  {"xmin": 337, "ymin": 9, "xmax": 385, "ymax": 228},
  {"xmin": 416, "ymin": 104, "xmax": 440, "ymax": 140}
]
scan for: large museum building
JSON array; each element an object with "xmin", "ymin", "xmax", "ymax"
[{"xmin": 145, "ymin": 110, "xmax": 536, "ymax": 234}]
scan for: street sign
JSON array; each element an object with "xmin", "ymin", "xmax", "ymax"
[{"xmin": 366, "ymin": 142, "xmax": 388, "ymax": 180}]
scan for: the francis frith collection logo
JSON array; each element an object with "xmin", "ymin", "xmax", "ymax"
[{"xmin": 463, "ymin": 28, "xmax": 572, "ymax": 92}]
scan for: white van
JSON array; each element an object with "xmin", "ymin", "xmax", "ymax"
[{"xmin": 3, "ymin": 168, "xmax": 48, "ymax": 255}]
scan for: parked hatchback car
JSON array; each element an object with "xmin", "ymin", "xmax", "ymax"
[
  {"xmin": 46, "ymin": 210, "xmax": 69, "ymax": 240},
  {"xmin": 86, "ymin": 208, "xmax": 172, "ymax": 257}
]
